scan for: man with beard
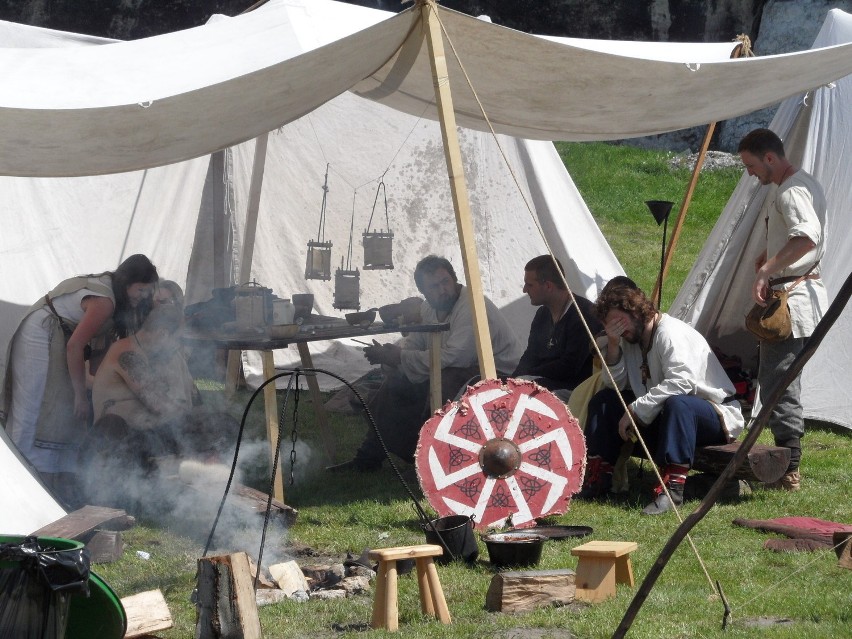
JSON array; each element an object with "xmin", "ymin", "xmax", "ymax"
[
  {"xmin": 328, "ymin": 255, "xmax": 523, "ymax": 472},
  {"xmin": 576, "ymin": 284, "xmax": 744, "ymax": 514}
]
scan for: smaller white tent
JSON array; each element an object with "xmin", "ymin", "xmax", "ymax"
[{"xmin": 671, "ymin": 9, "xmax": 852, "ymax": 430}]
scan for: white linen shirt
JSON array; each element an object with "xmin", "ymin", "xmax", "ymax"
[
  {"xmin": 602, "ymin": 314, "xmax": 744, "ymax": 440},
  {"xmin": 763, "ymin": 169, "xmax": 828, "ymax": 337},
  {"xmin": 399, "ymin": 285, "xmax": 523, "ymax": 384}
]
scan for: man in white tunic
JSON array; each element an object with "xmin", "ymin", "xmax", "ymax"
[
  {"xmin": 738, "ymin": 128, "xmax": 827, "ymax": 492},
  {"xmin": 577, "ymin": 284, "xmax": 744, "ymax": 514},
  {"xmin": 328, "ymin": 255, "xmax": 522, "ymax": 472}
]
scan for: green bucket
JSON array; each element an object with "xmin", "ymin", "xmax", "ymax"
[{"xmin": 0, "ymin": 535, "xmax": 126, "ymax": 639}]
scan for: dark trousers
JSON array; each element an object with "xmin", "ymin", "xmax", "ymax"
[
  {"xmin": 584, "ymin": 388, "xmax": 727, "ymax": 467},
  {"xmin": 355, "ymin": 366, "xmax": 480, "ymax": 464}
]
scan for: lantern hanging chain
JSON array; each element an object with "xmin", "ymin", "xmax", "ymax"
[
  {"xmin": 289, "ymin": 371, "xmax": 301, "ymax": 486},
  {"xmin": 366, "ymin": 178, "xmax": 391, "ymax": 232},
  {"xmin": 345, "ymin": 189, "xmax": 357, "ymax": 270},
  {"xmin": 316, "ymin": 163, "xmax": 330, "ymax": 243},
  {"xmin": 426, "ymin": 0, "xmax": 724, "ymax": 594}
]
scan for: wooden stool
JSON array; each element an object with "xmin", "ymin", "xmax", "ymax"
[
  {"xmin": 570, "ymin": 540, "xmax": 638, "ymax": 603},
  {"xmin": 368, "ymin": 544, "xmax": 452, "ymax": 631}
]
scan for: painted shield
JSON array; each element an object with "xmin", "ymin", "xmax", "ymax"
[{"xmin": 415, "ymin": 378, "xmax": 586, "ymax": 530}]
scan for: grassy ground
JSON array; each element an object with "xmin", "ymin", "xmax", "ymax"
[{"xmin": 93, "ymin": 143, "xmax": 852, "ymax": 638}]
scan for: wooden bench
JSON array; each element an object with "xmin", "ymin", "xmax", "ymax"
[
  {"xmin": 629, "ymin": 441, "xmax": 789, "ymax": 485},
  {"xmin": 691, "ymin": 441, "xmax": 790, "ymax": 484},
  {"xmin": 368, "ymin": 544, "xmax": 451, "ymax": 631},
  {"xmin": 571, "ymin": 541, "xmax": 637, "ymax": 603}
]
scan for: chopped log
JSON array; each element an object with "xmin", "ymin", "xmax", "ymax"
[
  {"xmin": 29, "ymin": 504, "xmax": 135, "ymax": 538},
  {"xmin": 122, "ymin": 589, "xmax": 173, "ymax": 638},
  {"xmin": 485, "ymin": 569, "xmax": 575, "ymax": 613},
  {"xmin": 268, "ymin": 560, "xmax": 309, "ymax": 596},
  {"xmin": 834, "ymin": 532, "xmax": 852, "ymax": 570},
  {"xmin": 86, "ymin": 530, "xmax": 125, "ymax": 564},
  {"xmin": 692, "ymin": 442, "xmax": 790, "ymax": 483},
  {"xmin": 195, "ymin": 552, "xmax": 262, "ymax": 639}
]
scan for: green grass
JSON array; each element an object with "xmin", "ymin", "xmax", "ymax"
[
  {"xmin": 97, "ymin": 405, "xmax": 852, "ymax": 639},
  {"xmin": 92, "ymin": 143, "xmax": 852, "ymax": 638},
  {"xmin": 555, "ymin": 142, "xmax": 742, "ymax": 309}
]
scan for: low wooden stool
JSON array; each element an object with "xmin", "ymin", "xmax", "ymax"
[
  {"xmin": 368, "ymin": 544, "xmax": 451, "ymax": 631},
  {"xmin": 571, "ymin": 540, "xmax": 638, "ymax": 603}
]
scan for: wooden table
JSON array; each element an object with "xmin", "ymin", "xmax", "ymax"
[{"xmin": 184, "ymin": 319, "xmax": 449, "ymax": 501}]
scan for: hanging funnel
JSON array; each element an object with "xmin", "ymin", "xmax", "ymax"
[{"xmin": 645, "ymin": 200, "xmax": 674, "ymax": 226}]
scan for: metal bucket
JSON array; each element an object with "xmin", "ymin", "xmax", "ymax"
[{"xmin": 422, "ymin": 515, "xmax": 479, "ymax": 565}]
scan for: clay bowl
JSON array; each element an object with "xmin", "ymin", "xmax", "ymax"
[
  {"xmin": 481, "ymin": 531, "xmax": 548, "ymax": 569},
  {"xmin": 267, "ymin": 323, "xmax": 299, "ymax": 339},
  {"xmin": 378, "ymin": 303, "xmax": 402, "ymax": 325},
  {"xmin": 345, "ymin": 309, "xmax": 376, "ymax": 328}
]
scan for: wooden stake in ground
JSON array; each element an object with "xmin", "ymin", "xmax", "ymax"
[
  {"xmin": 613, "ymin": 270, "xmax": 852, "ymax": 638},
  {"xmin": 195, "ymin": 552, "xmax": 262, "ymax": 639}
]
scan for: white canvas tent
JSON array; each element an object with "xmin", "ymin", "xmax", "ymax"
[
  {"xmin": 4, "ymin": 0, "xmax": 852, "ymax": 531},
  {"xmin": 671, "ymin": 8, "xmax": 852, "ymax": 431}
]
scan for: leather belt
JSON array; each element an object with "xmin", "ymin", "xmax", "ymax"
[{"xmin": 769, "ymin": 273, "xmax": 820, "ymax": 287}]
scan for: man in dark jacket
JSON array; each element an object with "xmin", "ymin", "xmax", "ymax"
[{"xmin": 512, "ymin": 255, "xmax": 602, "ymax": 399}]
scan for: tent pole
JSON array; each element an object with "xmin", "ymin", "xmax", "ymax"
[
  {"xmin": 420, "ymin": 0, "xmax": 496, "ymax": 381},
  {"xmin": 651, "ymin": 42, "xmax": 746, "ymax": 308},
  {"xmin": 225, "ymin": 132, "xmax": 286, "ymax": 502}
]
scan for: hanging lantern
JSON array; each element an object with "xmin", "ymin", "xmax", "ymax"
[
  {"xmin": 305, "ymin": 240, "xmax": 332, "ymax": 281},
  {"xmin": 363, "ymin": 180, "xmax": 394, "ymax": 270},
  {"xmin": 305, "ymin": 164, "xmax": 333, "ymax": 281},
  {"xmin": 333, "ymin": 267, "xmax": 361, "ymax": 311}
]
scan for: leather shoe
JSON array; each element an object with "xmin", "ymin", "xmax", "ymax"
[
  {"xmin": 642, "ymin": 483, "xmax": 684, "ymax": 515},
  {"xmin": 325, "ymin": 458, "xmax": 382, "ymax": 473}
]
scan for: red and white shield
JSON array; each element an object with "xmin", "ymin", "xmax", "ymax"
[{"xmin": 415, "ymin": 378, "xmax": 586, "ymax": 530}]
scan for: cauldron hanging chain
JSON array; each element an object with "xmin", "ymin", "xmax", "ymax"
[{"xmin": 289, "ymin": 375, "xmax": 300, "ymax": 486}]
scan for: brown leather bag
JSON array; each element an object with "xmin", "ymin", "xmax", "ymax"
[
  {"xmin": 745, "ymin": 289, "xmax": 791, "ymax": 342},
  {"xmin": 744, "ymin": 262, "xmax": 819, "ymax": 342}
]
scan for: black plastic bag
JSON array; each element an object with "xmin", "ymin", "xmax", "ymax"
[{"xmin": 0, "ymin": 536, "xmax": 90, "ymax": 639}]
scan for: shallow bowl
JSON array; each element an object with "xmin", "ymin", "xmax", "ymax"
[
  {"xmin": 345, "ymin": 310, "xmax": 376, "ymax": 328},
  {"xmin": 268, "ymin": 323, "xmax": 300, "ymax": 338}
]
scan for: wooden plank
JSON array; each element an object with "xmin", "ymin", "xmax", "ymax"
[
  {"xmin": 29, "ymin": 505, "xmax": 134, "ymax": 539},
  {"xmin": 485, "ymin": 569, "xmax": 575, "ymax": 612},
  {"xmin": 261, "ymin": 349, "xmax": 285, "ymax": 503},
  {"xmin": 122, "ymin": 589, "xmax": 173, "ymax": 638},
  {"xmin": 195, "ymin": 552, "xmax": 262, "ymax": 639},
  {"xmin": 692, "ymin": 442, "xmax": 790, "ymax": 483},
  {"xmin": 834, "ymin": 532, "xmax": 852, "ymax": 570},
  {"xmin": 296, "ymin": 342, "xmax": 336, "ymax": 462}
]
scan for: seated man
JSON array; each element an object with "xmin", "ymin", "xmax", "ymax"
[
  {"xmin": 329, "ymin": 255, "xmax": 523, "ymax": 472},
  {"xmin": 512, "ymin": 255, "xmax": 603, "ymax": 399},
  {"xmin": 89, "ymin": 305, "xmax": 231, "ymax": 479},
  {"xmin": 577, "ymin": 284, "xmax": 744, "ymax": 514}
]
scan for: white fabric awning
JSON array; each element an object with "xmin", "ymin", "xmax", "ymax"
[{"xmin": 3, "ymin": 1, "xmax": 852, "ymax": 177}]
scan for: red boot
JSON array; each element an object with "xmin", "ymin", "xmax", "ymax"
[{"xmin": 577, "ymin": 456, "xmax": 613, "ymax": 500}]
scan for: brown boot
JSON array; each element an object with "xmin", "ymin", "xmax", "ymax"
[{"xmin": 765, "ymin": 470, "xmax": 801, "ymax": 492}]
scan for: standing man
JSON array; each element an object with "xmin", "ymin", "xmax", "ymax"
[
  {"xmin": 328, "ymin": 255, "xmax": 523, "ymax": 472},
  {"xmin": 512, "ymin": 255, "xmax": 603, "ymax": 399},
  {"xmin": 738, "ymin": 128, "xmax": 827, "ymax": 492},
  {"xmin": 577, "ymin": 285, "xmax": 743, "ymax": 514}
]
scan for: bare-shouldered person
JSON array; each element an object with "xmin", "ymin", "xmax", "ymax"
[{"xmin": 92, "ymin": 304, "xmax": 191, "ymax": 429}]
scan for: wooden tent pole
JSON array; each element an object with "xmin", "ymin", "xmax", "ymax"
[
  {"xmin": 651, "ymin": 43, "xmax": 746, "ymax": 308},
  {"xmin": 421, "ymin": 0, "xmax": 496, "ymax": 380},
  {"xmin": 239, "ymin": 132, "xmax": 270, "ymax": 281}
]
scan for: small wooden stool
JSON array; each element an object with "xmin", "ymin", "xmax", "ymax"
[
  {"xmin": 368, "ymin": 544, "xmax": 451, "ymax": 631},
  {"xmin": 571, "ymin": 540, "xmax": 638, "ymax": 603}
]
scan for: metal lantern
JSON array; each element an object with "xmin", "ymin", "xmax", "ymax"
[
  {"xmin": 333, "ymin": 267, "xmax": 361, "ymax": 311},
  {"xmin": 305, "ymin": 164, "xmax": 333, "ymax": 281},
  {"xmin": 363, "ymin": 180, "xmax": 394, "ymax": 270},
  {"xmin": 305, "ymin": 240, "xmax": 332, "ymax": 281}
]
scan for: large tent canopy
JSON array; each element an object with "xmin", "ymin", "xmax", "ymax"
[{"xmin": 4, "ymin": 1, "xmax": 852, "ymax": 177}]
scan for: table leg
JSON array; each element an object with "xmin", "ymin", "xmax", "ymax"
[
  {"xmin": 225, "ymin": 350, "xmax": 242, "ymax": 399},
  {"xmin": 295, "ymin": 342, "xmax": 336, "ymax": 463},
  {"xmin": 430, "ymin": 332, "xmax": 442, "ymax": 412},
  {"xmin": 262, "ymin": 351, "xmax": 285, "ymax": 502}
]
